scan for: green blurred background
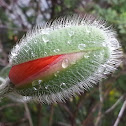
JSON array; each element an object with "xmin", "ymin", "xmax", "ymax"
[{"xmin": 0, "ymin": 0, "xmax": 126, "ymax": 126}]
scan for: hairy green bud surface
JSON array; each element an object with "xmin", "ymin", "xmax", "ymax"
[{"xmin": 8, "ymin": 15, "xmax": 122, "ymax": 104}]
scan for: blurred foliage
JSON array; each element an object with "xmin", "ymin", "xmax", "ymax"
[{"xmin": 0, "ymin": 0, "xmax": 126, "ymax": 126}]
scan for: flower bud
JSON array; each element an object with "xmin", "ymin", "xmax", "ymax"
[{"xmin": 9, "ymin": 15, "xmax": 122, "ymax": 103}]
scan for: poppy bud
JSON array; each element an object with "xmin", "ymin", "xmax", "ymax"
[{"xmin": 9, "ymin": 15, "xmax": 122, "ymax": 103}]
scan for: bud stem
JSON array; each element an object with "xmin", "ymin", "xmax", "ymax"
[{"xmin": 0, "ymin": 78, "xmax": 12, "ymax": 99}]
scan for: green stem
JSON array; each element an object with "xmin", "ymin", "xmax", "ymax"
[{"xmin": 0, "ymin": 78, "xmax": 11, "ymax": 99}]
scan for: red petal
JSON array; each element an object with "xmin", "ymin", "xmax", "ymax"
[{"xmin": 9, "ymin": 55, "xmax": 62, "ymax": 86}]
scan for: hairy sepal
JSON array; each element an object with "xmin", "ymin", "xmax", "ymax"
[
  {"xmin": 9, "ymin": 15, "xmax": 122, "ymax": 104},
  {"xmin": 10, "ymin": 17, "xmax": 106, "ymax": 65}
]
